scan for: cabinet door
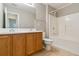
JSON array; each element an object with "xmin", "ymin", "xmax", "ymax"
[
  {"xmin": 0, "ymin": 35, "xmax": 11, "ymax": 56},
  {"xmin": 13, "ymin": 34, "xmax": 25, "ymax": 56},
  {"xmin": 26, "ymin": 33, "xmax": 35, "ymax": 55},
  {"xmin": 34, "ymin": 32, "xmax": 43, "ymax": 51}
]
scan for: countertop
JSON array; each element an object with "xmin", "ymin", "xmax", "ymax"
[{"xmin": 0, "ymin": 28, "xmax": 43, "ymax": 35}]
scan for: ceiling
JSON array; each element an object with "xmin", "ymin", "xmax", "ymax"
[
  {"xmin": 4, "ymin": 3, "xmax": 71, "ymax": 14},
  {"xmin": 47, "ymin": 3, "xmax": 71, "ymax": 9}
]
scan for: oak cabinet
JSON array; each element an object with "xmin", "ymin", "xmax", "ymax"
[
  {"xmin": 26, "ymin": 32, "xmax": 43, "ymax": 55},
  {"xmin": 12, "ymin": 34, "xmax": 25, "ymax": 56},
  {"xmin": 34, "ymin": 32, "xmax": 43, "ymax": 51},
  {"xmin": 26, "ymin": 33, "xmax": 35, "ymax": 55},
  {"xmin": 0, "ymin": 32, "xmax": 43, "ymax": 56},
  {"xmin": 0, "ymin": 35, "xmax": 11, "ymax": 56}
]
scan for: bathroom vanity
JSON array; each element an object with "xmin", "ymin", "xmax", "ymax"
[{"xmin": 0, "ymin": 30, "xmax": 43, "ymax": 56}]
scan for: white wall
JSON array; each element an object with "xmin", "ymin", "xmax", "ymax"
[
  {"xmin": 55, "ymin": 12, "xmax": 79, "ymax": 55},
  {"xmin": 0, "ymin": 3, "xmax": 3, "ymax": 28},
  {"xmin": 5, "ymin": 6, "xmax": 35, "ymax": 28}
]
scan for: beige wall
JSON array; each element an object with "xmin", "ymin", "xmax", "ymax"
[
  {"xmin": 36, "ymin": 3, "xmax": 46, "ymax": 21},
  {"xmin": 35, "ymin": 3, "xmax": 46, "ymax": 33},
  {"xmin": 0, "ymin": 3, "xmax": 3, "ymax": 28},
  {"xmin": 35, "ymin": 4, "xmax": 56, "ymax": 38}
]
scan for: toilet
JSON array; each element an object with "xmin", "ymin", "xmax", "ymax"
[{"xmin": 43, "ymin": 38, "xmax": 54, "ymax": 51}]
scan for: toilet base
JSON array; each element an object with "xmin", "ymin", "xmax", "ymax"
[
  {"xmin": 45, "ymin": 44, "xmax": 52, "ymax": 51},
  {"xmin": 43, "ymin": 38, "xmax": 54, "ymax": 51}
]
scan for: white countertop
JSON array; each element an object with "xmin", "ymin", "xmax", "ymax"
[{"xmin": 0, "ymin": 28, "xmax": 43, "ymax": 35}]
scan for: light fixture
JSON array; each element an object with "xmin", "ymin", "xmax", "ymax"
[{"xmin": 24, "ymin": 3, "xmax": 35, "ymax": 7}]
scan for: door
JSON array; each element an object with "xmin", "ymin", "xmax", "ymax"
[
  {"xmin": 26, "ymin": 33, "xmax": 35, "ymax": 55},
  {"xmin": 0, "ymin": 35, "xmax": 11, "ymax": 56},
  {"xmin": 13, "ymin": 34, "xmax": 25, "ymax": 56},
  {"xmin": 34, "ymin": 32, "xmax": 43, "ymax": 51}
]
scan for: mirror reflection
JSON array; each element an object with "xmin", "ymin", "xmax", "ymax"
[
  {"xmin": 1, "ymin": 3, "xmax": 36, "ymax": 29},
  {"xmin": 6, "ymin": 12, "xmax": 18, "ymax": 28}
]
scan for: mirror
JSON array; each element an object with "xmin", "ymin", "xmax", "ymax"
[
  {"xmin": 8, "ymin": 13, "xmax": 17, "ymax": 28},
  {"xmin": 5, "ymin": 8, "xmax": 19, "ymax": 28},
  {"xmin": 1, "ymin": 3, "xmax": 36, "ymax": 29}
]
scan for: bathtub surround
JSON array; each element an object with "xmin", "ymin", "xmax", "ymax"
[{"xmin": 54, "ymin": 4, "xmax": 79, "ymax": 55}]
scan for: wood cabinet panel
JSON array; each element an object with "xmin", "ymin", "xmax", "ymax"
[
  {"xmin": 34, "ymin": 32, "xmax": 43, "ymax": 51},
  {"xmin": 12, "ymin": 34, "xmax": 25, "ymax": 56},
  {"xmin": 0, "ymin": 35, "xmax": 11, "ymax": 56},
  {"xmin": 0, "ymin": 32, "xmax": 43, "ymax": 56},
  {"xmin": 26, "ymin": 33, "xmax": 35, "ymax": 55}
]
